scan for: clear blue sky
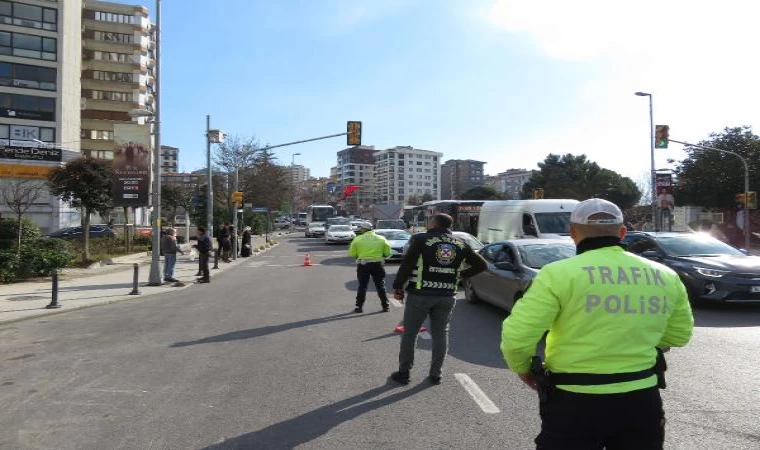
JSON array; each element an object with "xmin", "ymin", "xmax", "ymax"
[{"xmin": 135, "ymin": 0, "xmax": 760, "ymax": 185}]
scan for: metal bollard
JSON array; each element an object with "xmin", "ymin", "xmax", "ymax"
[
  {"xmin": 45, "ymin": 270, "xmax": 61, "ymax": 309},
  {"xmin": 213, "ymin": 248, "xmax": 220, "ymax": 269},
  {"xmin": 128, "ymin": 263, "xmax": 141, "ymax": 295}
]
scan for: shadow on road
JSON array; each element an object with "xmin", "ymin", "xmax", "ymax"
[
  {"xmin": 170, "ymin": 312, "xmax": 379, "ymax": 348},
  {"xmin": 200, "ymin": 382, "xmax": 431, "ymax": 449},
  {"xmin": 693, "ymin": 303, "xmax": 760, "ymax": 328}
]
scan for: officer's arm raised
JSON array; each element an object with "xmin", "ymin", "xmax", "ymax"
[{"xmin": 500, "ymin": 270, "xmax": 561, "ymax": 374}]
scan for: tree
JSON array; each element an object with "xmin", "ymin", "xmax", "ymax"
[
  {"xmin": 0, "ymin": 179, "xmax": 45, "ymax": 256},
  {"xmin": 406, "ymin": 195, "xmax": 422, "ymax": 206},
  {"xmin": 420, "ymin": 192, "xmax": 434, "ymax": 203},
  {"xmin": 161, "ymin": 184, "xmax": 195, "ymax": 227},
  {"xmin": 48, "ymin": 158, "xmax": 113, "ymax": 262},
  {"xmin": 522, "ymin": 154, "xmax": 641, "ymax": 209},
  {"xmin": 240, "ymin": 149, "xmax": 291, "ymax": 211},
  {"xmin": 671, "ymin": 126, "xmax": 760, "ymax": 208},
  {"xmin": 460, "ymin": 186, "xmax": 504, "ymax": 200}
]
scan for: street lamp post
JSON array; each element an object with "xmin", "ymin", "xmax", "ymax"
[
  {"xmin": 290, "ymin": 153, "xmax": 301, "ymax": 227},
  {"xmin": 635, "ymin": 92, "xmax": 658, "ymax": 230},
  {"xmin": 145, "ymin": 0, "xmax": 162, "ymax": 286}
]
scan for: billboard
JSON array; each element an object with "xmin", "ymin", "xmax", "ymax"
[
  {"xmin": 655, "ymin": 173, "xmax": 674, "ymax": 210},
  {"xmin": 112, "ymin": 124, "xmax": 151, "ymax": 207}
]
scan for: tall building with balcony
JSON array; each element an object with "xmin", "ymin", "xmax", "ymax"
[
  {"xmin": 0, "ymin": 0, "xmax": 83, "ymax": 233},
  {"xmin": 160, "ymin": 144, "xmax": 177, "ymax": 173},
  {"xmin": 493, "ymin": 168, "xmax": 536, "ymax": 199},
  {"xmin": 440, "ymin": 159, "xmax": 486, "ymax": 200},
  {"xmin": 335, "ymin": 145, "xmax": 376, "ymax": 214},
  {"xmin": 80, "ymin": 0, "xmax": 154, "ymax": 159},
  {"xmin": 374, "ymin": 146, "xmax": 442, "ymax": 205},
  {"xmin": 284, "ymin": 164, "xmax": 309, "ymax": 184}
]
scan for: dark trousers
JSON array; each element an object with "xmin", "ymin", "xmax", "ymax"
[
  {"xmin": 536, "ymin": 387, "xmax": 664, "ymax": 450},
  {"xmin": 399, "ymin": 293, "xmax": 456, "ymax": 377},
  {"xmin": 356, "ymin": 262, "xmax": 389, "ymax": 308},
  {"xmin": 198, "ymin": 253, "xmax": 210, "ymax": 281}
]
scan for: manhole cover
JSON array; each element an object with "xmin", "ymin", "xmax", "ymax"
[{"xmin": 7, "ymin": 295, "xmax": 46, "ymax": 302}]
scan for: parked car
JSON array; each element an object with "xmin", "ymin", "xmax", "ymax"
[
  {"xmin": 464, "ymin": 239, "xmax": 576, "ymax": 312},
  {"xmin": 47, "ymin": 225, "xmax": 116, "ymax": 240},
  {"xmin": 623, "ymin": 231, "xmax": 760, "ymax": 306},
  {"xmin": 274, "ymin": 218, "xmax": 291, "ymax": 229},
  {"xmin": 325, "ymin": 225, "xmax": 355, "ymax": 244},
  {"xmin": 305, "ymin": 222, "xmax": 326, "ymax": 238},
  {"xmin": 374, "ymin": 229, "xmax": 411, "ymax": 262}
]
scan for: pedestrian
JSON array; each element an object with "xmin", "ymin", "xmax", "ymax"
[
  {"xmin": 641, "ymin": 215, "xmax": 655, "ymax": 231},
  {"xmin": 390, "ymin": 213, "xmax": 487, "ymax": 386},
  {"xmin": 218, "ymin": 222, "xmax": 231, "ymax": 263},
  {"xmin": 348, "ymin": 223, "xmax": 391, "ymax": 313},
  {"xmin": 240, "ymin": 226, "xmax": 252, "ymax": 257},
  {"xmin": 161, "ymin": 228, "xmax": 184, "ymax": 283},
  {"xmin": 193, "ymin": 226, "xmax": 212, "ymax": 283},
  {"xmin": 228, "ymin": 223, "xmax": 236, "ymax": 256},
  {"xmin": 500, "ymin": 198, "xmax": 694, "ymax": 449}
]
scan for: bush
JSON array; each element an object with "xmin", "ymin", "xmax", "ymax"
[
  {"xmin": 0, "ymin": 217, "xmax": 41, "ymax": 250},
  {"xmin": 19, "ymin": 248, "xmax": 71, "ymax": 278},
  {"xmin": 25, "ymin": 237, "xmax": 71, "ymax": 253},
  {"xmin": 0, "ymin": 251, "xmax": 20, "ymax": 283}
]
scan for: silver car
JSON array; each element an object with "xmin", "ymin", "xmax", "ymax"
[
  {"xmin": 374, "ymin": 229, "xmax": 412, "ymax": 262},
  {"xmin": 464, "ymin": 239, "xmax": 576, "ymax": 312}
]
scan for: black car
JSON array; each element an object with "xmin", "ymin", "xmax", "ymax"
[
  {"xmin": 47, "ymin": 225, "xmax": 115, "ymax": 240},
  {"xmin": 623, "ymin": 231, "xmax": 760, "ymax": 306}
]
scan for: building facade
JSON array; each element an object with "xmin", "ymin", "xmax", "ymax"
[
  {"xmin": 493, "ymin": 168, "xmax": 536, "ymax": 199},
  {"xmin": 0, "ymin": 0, "xmax": 84, "ymax": 233},
  {"xmin": 160, "ymin": 144, "xmax": 177, "ymax": 173},
  {"xmin": 335, "ymin": 145, "xmax": 377, "ymax": 214},
  {"xmin": 374, "ymin": 146, "xmax": 442, "ymax": 204},
  {"xmin": 284, "ymin": 164, "xmax": 309, "ymax": 184},
  {"xmin": 80, "ymin": 0, "xmax": 154, "ymax": 159},
  {"xmin": 440, "ymin": 159, "xmax": 486, "ymax": 200}
]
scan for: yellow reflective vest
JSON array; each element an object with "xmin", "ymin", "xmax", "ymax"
[
  {"xmin": 348, "ymin": 231, "xmax": 391, "ymax": 261},
  {"xmin": 501, "ymin": 245, "xmax": 694, "ymax": 394}
]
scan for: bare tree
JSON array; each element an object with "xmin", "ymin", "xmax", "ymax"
[
  {"xmin": 1, "ymin": 179, "xmax": 45, "ymax": 256},
  {"xmin": 213, "ymin": 134, "xmax": 261, "ymax": 174},
  {"xmin": 635, "ymin": 171, "xmax": 653, "ymax": 206}
]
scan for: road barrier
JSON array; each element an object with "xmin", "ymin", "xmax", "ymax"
[
  {"xmin": 128, "ymin": 263, "xmax": 141, "ymax": 295},
  {"xmin": 45, "ymin": 270, "xmax": 61, "ymax": 309}
]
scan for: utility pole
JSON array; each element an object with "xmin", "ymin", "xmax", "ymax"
[{"xmin": 147, "ymin": 0, "xmax": 162, "ymax": 286}]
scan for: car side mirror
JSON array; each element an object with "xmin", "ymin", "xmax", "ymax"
[
  {"xmin": 641, "ymin": 250, "xmax": 661, "ymax": 259},
  {"xmin": 494, "ymin": 261, "xmax": 518, "ymax": 271}
]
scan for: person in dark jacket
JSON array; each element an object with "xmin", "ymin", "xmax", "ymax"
[
  {"xmin": 390, "ymin": 213, "xmax": 487, "ymax": 385},
  {"xmin": 240, "ymin": 226, "xmax": 252, "ymax": 257},
  {"xmin": 217, "ymin": 222, "xmax": 231, "ymax": 263},
  {"xmin": 193, "ymin": 226, "xmax": 212, "ymax": 283},
  {"xmin": 161, "ymin": 228, "xmax": 184, "ymax": 282}
]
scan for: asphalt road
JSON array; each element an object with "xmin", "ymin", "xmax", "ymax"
[{"xmin": 0, "ymin": 236, "xmax": 758, "ymax": 449}]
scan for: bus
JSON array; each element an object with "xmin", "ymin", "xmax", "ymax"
[
  {"xmin": 305, "ymin": 205, "xmax": 336, "ymax": 225},
  {"xmin": 415, "ymin": 200, "xmax": 485, "ymax": 235}
]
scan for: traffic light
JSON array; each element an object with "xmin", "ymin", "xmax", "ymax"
[
  {"xmin": 735, "ymin": 192, "xmax": 757, "ymax": 209},
  {"xmin": 533, "ymin": 188, "xmax": 544, "ymax": 199},
  {"xmin": 347, "ymin": 121, "xmax": 362, "ymax": 146},
  {"xmin": 655, "ymin": 125, "xmax": 669, "ymax": 149},
  {"xmin": 232, "ymin": 191, "xmax": 243, "ymax": 205}
]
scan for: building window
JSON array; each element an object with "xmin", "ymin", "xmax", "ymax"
[
  {"xmin": 0, "ymin": 92, "xmax": 54, "ymax": 120},
  {"xmin": 93, "ymin": 30, "xmax": 134, "ymax": 44},
  {"xmin": 0, "ymin": 124, "xmax": 54, "ymax": 142},
  {"xmin": 0, "ymin": 62, "xmax": 56, "ymax": 90},
  {"xmin": 93, "ymin": 51, "xmax": 132, "ymax": 63},
  {"xmin": 81, "ymin": 129, "xmax": 114, "ymax": 140},
  {"xmin": 91, "ymin": 70, "xmax": 134, "ymax": 82},
  {"xmin": 0, "ymin": 1, "xmax": 57, "ymax": 31},
  {"xmin": 93, "ymin": 11, "xmax": 135, "ymax": 24},
  {"xmin": 88, "ymin": 90, "xmax": 132, "ymax": 102},
  {"xmin": 0, "ymin": 31, "xmax": 56, "ymax": 60}
]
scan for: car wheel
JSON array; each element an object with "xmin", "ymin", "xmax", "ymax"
[{"xmin": 464, "ymin": 279, "xmax": 481, "ymax": 304}]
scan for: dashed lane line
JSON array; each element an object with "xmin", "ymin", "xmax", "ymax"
[{"xmin": 454, "ymin": 373, "xmax": 501, "ymax": 414}]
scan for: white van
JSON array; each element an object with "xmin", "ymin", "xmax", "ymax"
[{"xmin": 477, "ymin": 199, "xmax": 579, "ymax": 243}]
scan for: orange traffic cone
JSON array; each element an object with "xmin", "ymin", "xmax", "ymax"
[
  {"xmin": 303, "ymin": 253, "xmax": 313, "ymax": 267},
  {"xmin": 393, "ymin": 325, "xmax": 427, "ymax": 333}
]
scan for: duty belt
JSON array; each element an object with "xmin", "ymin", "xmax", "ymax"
[{"xmin": 357, "ymin": 258, "xmax": 384, "ymax": 264}]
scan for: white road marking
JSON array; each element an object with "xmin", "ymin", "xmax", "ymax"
[{"xmin": 454, "ymin": 373, "xmax": 501, "ymax": 414}]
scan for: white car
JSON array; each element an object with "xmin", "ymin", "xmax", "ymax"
[
  {"xmin": 325, "ymin": 225, "xmax": 355, "ymax": 244},
  {"xmin": 306, "ymin": 222, "xmax": 326, "ymax": 238},
  {"xmin": 374, "ymin": 228, "xmax": 412, "ymax": 262}
]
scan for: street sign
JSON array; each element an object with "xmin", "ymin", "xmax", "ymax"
[
  {"xmin": 252, "ymin": 207, "xmax": 269, "ymax": 213},
  {"xmin": 347, "ymin": 121, "xmax": 362, "ymax": 146},
  {"xmin": 655, "ymin": 125, "xmax": 669, "ymax": 148}
]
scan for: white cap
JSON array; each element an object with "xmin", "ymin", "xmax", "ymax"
[{"xmin": 570, "ymin": 198, "xmax": 624, "ymax": 225}]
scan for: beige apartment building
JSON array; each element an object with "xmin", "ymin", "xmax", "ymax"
[{"xmin": 80, "ymin": 0, "xmax": 154, "ymax": 159}]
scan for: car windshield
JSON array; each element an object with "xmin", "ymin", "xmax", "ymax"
[
  {"xmin": 518, "ymin": 243, "xmax": 576, "ymax": 269},
  {"xmin": 534, "ymin": 212, "xmax": 572, "ymax": 234},
  {"xmin": 376, "ymin": 231, "xmax": 411, "ymax": 241},
  {"xmin": 329, "ymin": 226, "xmax": 351, "ymax": 232},
  {"xmin": 656, "ymin": 234, "xmax": 744, "ymax": 257},
  {"xmin": 454, "ymin": 233, "xmax": 484, "ymax": 251}
]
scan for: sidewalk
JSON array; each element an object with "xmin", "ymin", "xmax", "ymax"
[{"xmin": 0, "ymin": 232, "xmax": 291, "ymax": 325}]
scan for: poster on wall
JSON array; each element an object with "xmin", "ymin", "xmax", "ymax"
[{"xmin": 112, "ymin": 124, "xmax": 151, "ymax": 207}]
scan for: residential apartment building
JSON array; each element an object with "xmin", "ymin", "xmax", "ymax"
[
  {"xmin": 80, "ymin": 0, "xmax": 154, "ymax": 159},
  {"xmin": 374, "ymin": 146, "xmax": 442, "ymax": 204},
  {"xmin": 160, "ymin": 144, "xmax": 177, "ymax": 173},
  {"xmin": 440, "ymin": 159, "xmax": 486, "ymax": 200},
  {"xmin": 335, "ymin": 145, "xmax": 377, "ymax": 214},
  {"xmin": 284, "ymin": 164, "xmax": 309, "ymax": 184},
  {"xmin": 493, "ymin": 168, "xmax": 536, "ymax": 199},
  {"xmin": 0, "ymin": 0, "xmax": 83, "ymax": 232}
]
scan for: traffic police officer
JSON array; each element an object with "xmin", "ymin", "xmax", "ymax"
[
  {"xmin": 391, "ymin": 213, "xmax": 487, "ymax": 385},
  {"xmin": 348, "ymin": 223, "xmax": 391, "ymax": 313},
  {"xmin": 501, "ymin": 198, "xmax": 694, "ymax": 449}
]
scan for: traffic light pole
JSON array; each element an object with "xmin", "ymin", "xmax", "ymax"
[
  {"xmin": 257, "ymin": 132, "xmax": 348, "ymax": 152},
  {"xmin": 670, "ymin": 139, "xmax": 751, "ymax": 251},
  {"xmin": 232, "ymin": 167, "xmax": 239, "ymax": 260},
  {"xmin": 206, "ymin": 115, "xmax": 214, "ymax": 239}
]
